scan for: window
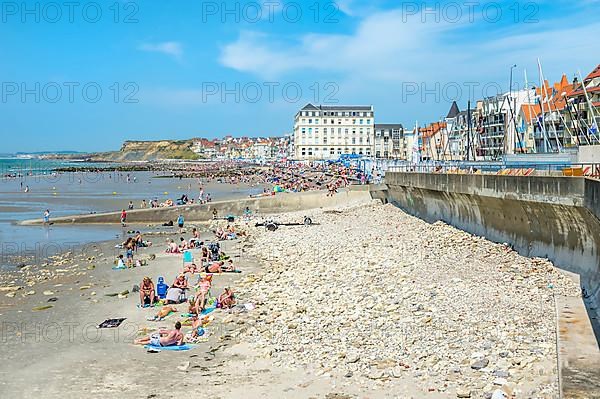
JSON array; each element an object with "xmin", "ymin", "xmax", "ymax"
[
  {"xmin": 352, "ymin": 138, "xmax": 356, "ymax": 144},
  {"xmin": 324, "ymin": 128, "xmax": 328, "ymax": 134},
  {"xmin": 323, "ymin": 137, "xmax": 328, "ymax": 144},
  {"xmin": 308, "ymin": 147, "xmax": 313, "ymax": 156},
  {"xmin": 367, "ymin": 119, "xmax": 371, "ymax": 124},
  {"xmin": 352, "ymin": 119, "xmax": 356, "ymax": 124},
  {"xmin": 338, "ymin": 119, "xmax": 342, "ymax": 124},
  {"xmin": 345, "ymin": 128, "xmax": 349, "ymax": 135},
  {"xmin": 308, "ymin": 128, "xmax": 312, "ymax": 134},
  {"xmin": 337, "ymin": 148, "xmax": 342, "ymax": 155},
  {"xmin": 301, "ymin": 147, "xmax": 306, "ymax": 156},
  {"xmin": 301, "ymin": 128, "xmax": 306, "ymax": 134},
  {"xmin": 376, "ymin": 130, "xmax": 381, "ymax": 137},
  {"xmin": 324, "ymin": 119, "xmax": 327, "ymax": 124},
  {"xmin": 331, "ymin": 119, "xmax": 334, "ymax": 124},
  {"xmin": 359, "ymin": 148, "xmax": 363, "ymax": 155},
  {"xmin": 330, "ymin": 148, "xmax": 335, "ymax": 155},
  {"xmin": 376, "ymin": 151, "xmax": 381, "ymax": 158},
  {"xmin": 360, "ymin": 119, "xmax": 363, "ymax": 124}
]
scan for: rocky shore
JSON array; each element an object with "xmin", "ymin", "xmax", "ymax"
[{"xmin": 234, "ymin": 201, "xmax": 580, "ymax": 398}]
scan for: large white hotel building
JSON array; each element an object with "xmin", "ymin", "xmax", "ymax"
[{"xmin": 293, "ymin": 103, "xmax": 375, "ymax": 160}]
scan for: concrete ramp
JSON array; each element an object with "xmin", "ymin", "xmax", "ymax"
[{"xmin": 19, "ymin": 188, "xmax": 372, "ymax": 226}]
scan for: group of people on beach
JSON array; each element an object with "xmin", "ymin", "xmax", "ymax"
[{"xmin": 134, "ymin": 221, "xmax": 242, "ymax": 348}]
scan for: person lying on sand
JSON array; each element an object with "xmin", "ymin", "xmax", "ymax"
[
  {"xmin": 147, "ymin": 305, "xmax": 178, "ymax": 321},
  {"xmin": 205, "ymin": 260, "xmax": 224, "ymax": 274},
  {"xmin": 140, "ymin": 277, "xmax": 155, "ymax": 306},
  {"xmin": 135, "ymin": 321, "xmax": 183, "ymax": 346},
  {"xmin": 183, "ymin": 262, "xmax": 199, "ymax": 274}
]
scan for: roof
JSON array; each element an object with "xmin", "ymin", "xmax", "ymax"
[
  {"xmin": 420, "ymin": 122, "xmax": 447, "ymax": 138},
  {"xmin": 520, "ymin": 104, "xmax": 541, "ymax": 121},
  {"xmin": 300, "ymin": 103, "xmax": 373, "ymax": 112},
  {"xmin": 585, "ymin": 64, "xmax": 600, "ymax": 81},
  {"xmin": 446, "ymin": 101, "xmax": 460, "ymax": 119},
  {"xmin": 301, "ymin": 103, "xmax": 319, "ymax": 110},
  {"xmin": 374, "ymin": 123, "xmax": 404, "ymax": 129}
]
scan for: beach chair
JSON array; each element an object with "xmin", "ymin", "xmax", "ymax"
[{"xmin": 183, "ymin": 250, "xmax": 194, "ymax": 268}]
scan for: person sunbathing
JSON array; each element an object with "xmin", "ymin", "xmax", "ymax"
[
  {"xmin": 200, "ymin": 246, "xmax": 210, "ymax": 263},
  {"xmin": 179, "ymin": 237, "xmax": 189, "ymax": 251},
  {"xmin": 135, "ymin": 321, "xmax": 183, "ymax": 346},
  {"xmin": 183, "ymin": 260, "xmax": 198, "ymax": 273},
  {"xmin": 218, "ymin": 287, "xmax": 236, "ymax": 309},
  {"xmin": 139, "ymin": 277, "xmax": 155, "ymax": 306},
  {"xmin": 193, "ymin": 275, "xmax": 213, "ymax": 314},
  {"xmin": 205, "ymin": 260, "xmax": 224, "ymax": 273},
  {"xmin": 165, "ymin": 275, "xmax": 188, "ymax": 304},
  {"xmin": 165, "ymin": 239, "xmax": 181, "ymax": 254},
  {"xmin": 147, "ymin": 305, "xmax": 178, "ymax": 321}
]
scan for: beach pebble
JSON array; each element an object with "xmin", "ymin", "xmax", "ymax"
[
  {"xmin": 234, "ymin": 203, "xmax": 577, "ymax": 397},
  {"xmin": 176, "ymin": 361, "xmax": 190, "ymax": 372},
  {"xmin": 43, "ymin": 291, "xmax": 54, "ymax": 296}
]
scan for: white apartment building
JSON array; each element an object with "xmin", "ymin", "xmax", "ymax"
[{"xmin": 293, "ymin": 103, "xmax": 375, "ymax": 160}]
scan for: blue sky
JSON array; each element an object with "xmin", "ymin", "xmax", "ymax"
[{"xmin": 1, "ymin": 0, "xmax": 599, "ymax": 152}]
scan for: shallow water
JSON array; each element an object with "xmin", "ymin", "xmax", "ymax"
[{"xmin": 0, "ymin": 170, "xmax": 265, "ymax": 270}]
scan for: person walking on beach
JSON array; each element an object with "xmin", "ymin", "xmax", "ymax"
[
  {"xmin": 177, "ymin": 214, "xmax": 185, "ymax": 233},
  {"xmin": 120, "ymin": 209, "xmax": 127, "ymax": 227},
  {"xmin": 43, "ymin": 209, "xmax": 50, "ymax": 224},
  {"xmin": 128, "ymin": 201, "xmax": 134, "ymax": 210}
]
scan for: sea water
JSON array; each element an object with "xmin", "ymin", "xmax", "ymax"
[{"xmin": 0, "ymin": 159, "xmax": 264, "ymax": 270}]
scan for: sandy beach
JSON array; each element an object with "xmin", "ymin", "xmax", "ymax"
[{"xmin": 0, "ymin": 192, "xmax": 583, "ymax": 399}]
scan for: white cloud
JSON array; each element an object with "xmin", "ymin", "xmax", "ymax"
[
  {"xmin": 138, "ymin": 41, "xmax": 183, "ymax": 61},
  {"xmin": 219, "ymin": 7, "xmax": 599, "ymax": 86}
]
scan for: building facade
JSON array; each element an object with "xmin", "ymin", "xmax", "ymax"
[
  {"xmin": 293, "ymin": 104, "xmax": 375, "ymax": 160},
  {"xmin": 374, "ymin": 124, "xmax": 405, "ymax": 159}
]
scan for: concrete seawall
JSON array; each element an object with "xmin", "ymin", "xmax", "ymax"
[
  {"xmin": 19, "ymin": 188, "xmax": 372, "ymax": 225},
  {"xmin": 381, "ymin": 172, "xmax": 600, "ymax": 396},
  {"xmin": 382, "ymin": 173, "xmax": 599, "ymax": 302}
]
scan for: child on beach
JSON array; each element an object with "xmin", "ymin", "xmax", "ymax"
[
  {"xmin": 43, "ymin": 209, "xmax": 50, "ymax": 224},
  {"xmin": 115, "ymin": 254, "xmax": 126, "ymax": 269},
  {"xmin": 120, "ymin": 209, "xmax": 127, "ymax": 227}
]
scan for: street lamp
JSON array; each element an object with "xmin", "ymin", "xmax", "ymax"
[{"xmin": 509, "ymin": 64, "xmax": 517, "ymax": 97}]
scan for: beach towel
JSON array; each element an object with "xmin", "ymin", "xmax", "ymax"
[
  {"xmin": 143, "ymin": 344, "xmax": 195, "ymax": 351},
  {"xmin": 112, "ymin": 266, "xmax": 127, "ymax": 270},
  {"xmin": 97, "ymin": 318, "xmax": 126, "ymax": 329}
]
